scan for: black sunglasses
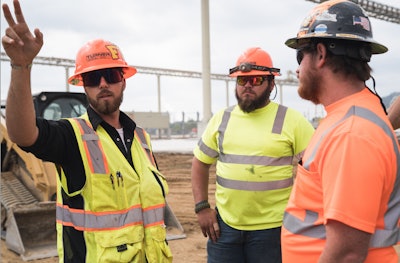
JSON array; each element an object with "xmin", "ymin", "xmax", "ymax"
[
  {"xmin": 82, "ymin": 68, "xmax": 124, "ymax": 87},
  {"xmin": 296, "ymin": 45, "xmax": 315, "ymax": 65}
]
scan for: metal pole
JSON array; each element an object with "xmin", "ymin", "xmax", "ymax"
[
  {"xmin": 157, "ymin": 75, "xmax": 162, "ymax": 138},
  {"xmin": 157, "ymin": 75, "xmax": 161, "ymax": 112},
  {"xmin": 65, "ymin": 67, "xmax": 69, "ymax": 92},
  {"xmin": 201, "ymin": 0, "xmax": 212, "ymax": 123},
  {"xmin": 225, "ymin": 80, "xmax": 229, "ymax": 107}
]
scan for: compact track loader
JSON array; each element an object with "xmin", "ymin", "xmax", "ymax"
[{"xmin": 1, "ymin": 91, "xmax": 185, "ymax": 261}]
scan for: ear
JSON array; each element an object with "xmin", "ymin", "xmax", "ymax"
[
  {"xmin": 122, "ymin": 78, "xmax": 126, "ymax": 91},
  {"xmin": 269, "ymin": 78, "xmax": 275, "ymax": 90},
  {"xmin": 316, "ymin": 43, "xmax": 327, "ymax": 68}
]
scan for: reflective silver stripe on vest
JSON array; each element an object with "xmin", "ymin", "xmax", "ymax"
[
  {"xmin": 214, "ymin": 104, "xmax": 292, "ymax": 166},
  {"xmin": 143, "ymin": 206, "xmax": 165, "ymax": 226},
  {"xmin": 272, "ymin": 105, "xmax": 288, "ymax": 134},
  {"xmin": 219, "ymin": 153, "xmax": 293, "ymax": 166},
  {"xmin": 57, "ymin": 204, "xmax": 143, "ymax": 230},
  {"xmin": 198, "ymin": 139, "xmax": 219, "ymax": 158},
  {"xmin": 136, "ymin": 126, "xmax": 149, "ymax": 150},
  {"xmin": 284, "ymin": 106, "xmax": 400, "ymax": 248},
  {"xmin": 135, "ymin": 126, "xmax": 156, "ymax": 166},
  {"xmin": 217, "ymin": 175, "xmax": 293, "ymax": 191},
  {"xmin": 75, "ymin": 119, "xmax": 107, "ymax": 174},
  {"xmin": 284, "ymin": 210, "xmax": 326, "ymax": 239}
]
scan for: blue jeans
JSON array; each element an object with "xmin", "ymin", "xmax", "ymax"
[{"xmin": 207, "ymin": 212, "xmax": 282, "ymax": 263}]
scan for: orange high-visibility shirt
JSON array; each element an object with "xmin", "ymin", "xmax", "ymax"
[{"xmin": 282, "ymin": 88, "xmax": 399, "ymax": 263}]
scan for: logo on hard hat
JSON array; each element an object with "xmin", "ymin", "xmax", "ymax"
[
  {"xmin": 106, "ymin": 45, "xmax": 121, "ymax": 60},
  {"xmin": 86, "ymin": 45, "xmax": 121, "ymax": 62}
]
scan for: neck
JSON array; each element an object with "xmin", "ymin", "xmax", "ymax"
[
  {"xmin": 319, "ymin": 74, "xmax": 365, "ymax": 107},
  {"xmin": 94, "ymin": 108, "xmax": 122, "ymax": 129}
]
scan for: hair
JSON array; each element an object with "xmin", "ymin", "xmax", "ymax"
[
  {"xmin": 324, "ymin": 50, "xmax": 372, "ymax": 82},
  {"xmin": 305, "ymin": 39, "xmax": 372, "ymax": 82},
  {"xmin": 266, "ymin": 75, "xmax": 274, "ymax": 86}
]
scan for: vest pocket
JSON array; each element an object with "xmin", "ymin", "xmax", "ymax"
[
  {"xmin": 95, "ymin": 226, "xmax": 145, "ymax": 262},
  {"xmin": 144, "ymin": 225, "xmax": 173, "ymax": 263}
]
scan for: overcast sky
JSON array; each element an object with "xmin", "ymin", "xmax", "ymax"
[{"xmin": 1, "ymin": 0, "xmax": 400, "ymax": 122}]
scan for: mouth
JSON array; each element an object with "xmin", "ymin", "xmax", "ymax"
[
  {"xmin": 97, "ymin": 92, "xmax": 113, "ymax": 99},
  {"xmin": 242, "ymin": 91, "xmax": 255, "ymax": 96}
]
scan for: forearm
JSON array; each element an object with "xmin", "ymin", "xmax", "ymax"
[
  {"xmin": 6, "ymin": 65, "xmax": 38, "ymax": 146},
  {"xmin": 191, "ymin": 157, "xmax": 211, "ymax": 203},
  {"xmin": 388, "ymin": 96, "xmax": 400, "ymax": 130},
  {"xmin": 319, "ymin": 220, "xmax": 370, "ymax": 263}
]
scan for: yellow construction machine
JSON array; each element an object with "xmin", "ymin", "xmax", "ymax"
[{"xmin": 1, "ymin": 91, "xmax": 185, "ymax": 261}]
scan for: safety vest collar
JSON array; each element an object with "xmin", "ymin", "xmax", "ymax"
[{"xmin": 198, "ymin": 104, "xmax": 293, "ymax": 166}]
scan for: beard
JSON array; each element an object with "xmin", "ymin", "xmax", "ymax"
[
  {"xmin": 87, "ymin": 90, "xmax": 123, "ymax": 115},
  {"xmin": 297, "ymin": 65, "xmax": 321, "ymax": 105},
  {"xmin": 236, "ymin": 86, "xmax": 271, "ymax": 113}
]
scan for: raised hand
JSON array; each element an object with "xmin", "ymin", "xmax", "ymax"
[{"xmin": 2, "ymin": 0, "xmax": 43, "ymax": 67}]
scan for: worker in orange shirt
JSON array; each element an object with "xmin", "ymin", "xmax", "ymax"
[{"xmin": 281, "ymin": 0, "xmax": 400, "ymax": 262}]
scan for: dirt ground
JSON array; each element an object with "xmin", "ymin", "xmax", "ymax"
[
  {"xmin": 1, "ymin": 152, "xmax": 399, "ymax": 262},
  {"xmin": 1, "ymin": 152, "xmax": 215, "ymax": 263}
]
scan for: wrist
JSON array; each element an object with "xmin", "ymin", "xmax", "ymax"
[
  {"xmin": 195, "ymin": 200, "xmax": 210, "ymax": 214},
  {"xmin": 10, "ymin": 62, "xmax": 32, "ymax": 70}
]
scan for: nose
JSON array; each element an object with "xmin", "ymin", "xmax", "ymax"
[
  {"xmin": 98, "ymin": 76, "xmax": 109, "ymax": 88},
  {"xmin": 244, "ymin": 80, "xmax": 254, "ymax": 87}
]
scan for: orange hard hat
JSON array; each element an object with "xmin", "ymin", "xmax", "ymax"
[
  {"xmin": 68, "ymin": 39, "xmax": 137, "ymax": 86},
  {"xmin": 229, "ymin": 47, "xmax": 281, "ymax": 77}
]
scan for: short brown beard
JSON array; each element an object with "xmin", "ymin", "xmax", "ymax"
[
  {"xmin": 298, "ymin": 63, "xmax": 321, "ymax": 105},
  {"xmin": 87, "ymin": 91, "xmax": 123, "ymax": 115},
  {"xmin": 236, "ymin": 85, "xmax": 271, "ymax": 113}
]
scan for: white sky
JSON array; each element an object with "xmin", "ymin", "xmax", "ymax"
[{"xmin": 1, "ymin": 0, "xmax": 400, "ymax": 122}]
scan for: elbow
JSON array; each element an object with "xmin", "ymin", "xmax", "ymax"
[{"xmin": 7, "ymin": 128, "xmax": 38, "ymax": 147}]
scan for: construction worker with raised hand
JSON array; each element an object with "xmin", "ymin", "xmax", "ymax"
[
  {"xmin": 281, "ymin": 0, "xmax": 400, "ymax": 262},
  {"xmin": 2, "ymin": 1, "xmax": 172, "ymax": 262},
  {"xmin": 191, "ymin": 47, "xmax": 315, "ymax": 263}
]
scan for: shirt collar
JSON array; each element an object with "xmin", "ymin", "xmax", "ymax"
[{"xmin": 86, "ymin": 106, "xmax": 136, "ymax": 132}]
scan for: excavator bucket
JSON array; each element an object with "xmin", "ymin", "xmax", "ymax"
[
  {"xmin": 1, "ymin": 171, "xmax": 57, "ymax": 261},
  {"xmin": 165, "ymin": 202, "xmax": 186, "ymax": 240},
  {"xmin": 4, "ymin": 203, "xmax": 57, "ymax": 261}
]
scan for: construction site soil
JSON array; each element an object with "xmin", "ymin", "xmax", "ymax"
[{"xmin": 1, "ymin": 152, "xmax": 399, "ymax": 262}]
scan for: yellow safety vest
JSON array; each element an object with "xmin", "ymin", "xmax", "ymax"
[{"xmin": 56, "ymin": 114, "xmax": 172, "ymax": 262}]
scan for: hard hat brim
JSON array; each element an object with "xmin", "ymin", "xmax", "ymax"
[
  {"xmin": 68, "ymin": 65, "xmax": 137, "ymax": 86},
  {"xmin": 285, "ymin": 36, "xmax": 388, "ymax": 55}
]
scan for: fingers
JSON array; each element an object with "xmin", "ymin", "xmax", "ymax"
[
  {"xmin": 2, "ymin": 2, "xmax": 15, "ymax": 27},
  {"xmin": 33, "ymin": 28, "xmax": 43, "ymax": 45},
  {"xmin": 197, "ymin": 209, "xmax": 221, "ymax": 242},
  {"xmin": 2, "ymin": 0, "xmax": 28, "ymax": 28},
  {"xmin": 13, "ymin": 0, "xmax": 27, "ymax": 25},
  {"xmin": 208, "ymin": 222, "xmax": 220, "ymax": 242},
  {"xmin": 3, "ymin": 27, "xmax": 23, "ymax": 46},
  {"xmin": 213, "ymin": 222, "xmax": 220, "ymax": 235}
]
